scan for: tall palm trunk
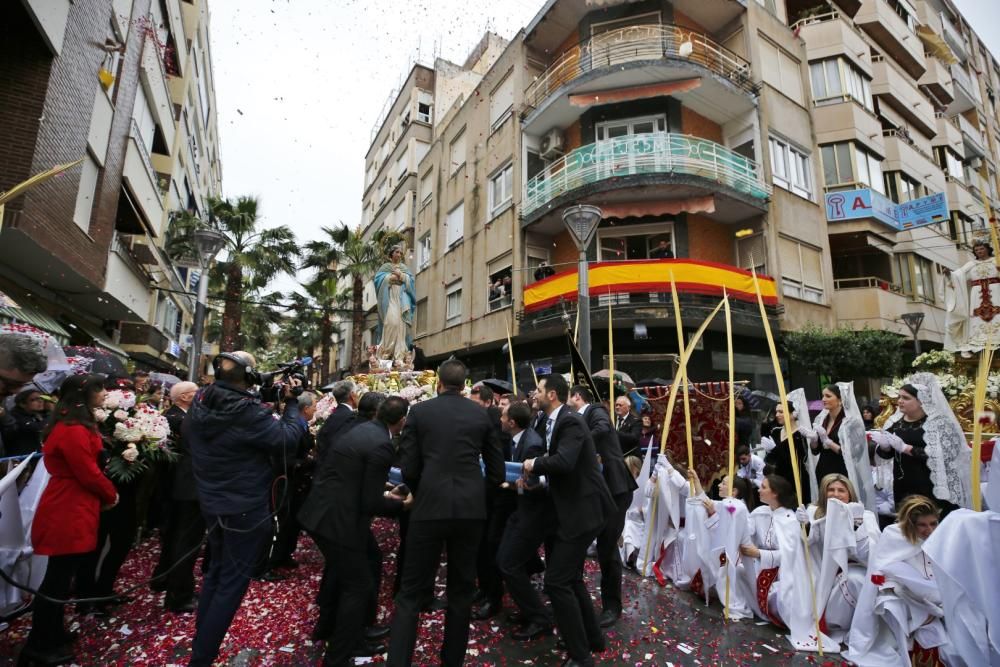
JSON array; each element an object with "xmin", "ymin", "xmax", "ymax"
[
  {"xmin": 221, "ymin": 264, "xmax": 243, "ymax": 352},
  {"xmin": 320, "ymin": 307, "xmax": 332, "ymax": 385},
  {"xmin": 351, "ymin": 275, "xmax": 365, "ymax": 372}
]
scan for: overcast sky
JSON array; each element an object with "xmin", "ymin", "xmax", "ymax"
[{"xmin": 209, "ymin": 0, "xmax": 1000, "ymax": 296}]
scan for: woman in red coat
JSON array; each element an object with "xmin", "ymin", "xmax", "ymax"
[{"xmin": 21, "ymin": 374, "xmax": 118, "ymax": 665}]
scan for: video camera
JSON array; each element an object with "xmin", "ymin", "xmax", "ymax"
[{"xmin": 257, "ymin": 356, "xmax": 312, "ymax": 403}]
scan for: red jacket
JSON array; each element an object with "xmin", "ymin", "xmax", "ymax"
[{"xmin": 32, "ymin": 423, "xmax": 118, "ymax": 556}]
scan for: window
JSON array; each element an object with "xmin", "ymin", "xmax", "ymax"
[
  {"xmin": 73, "ymin": 155, "xmax": 100, "ymax": 232},
  {"xmin": 596, "ymin": 221, "xmax": 674, "ymax": 260},
  {"xmin": 936, "ymin": 146, "xmax": 965, "ymax": 182},
  {"xmin": 759, "ymin": 38, "xmax": 803, "ymax": 105},
  {"xmin": 420, "ymin": 171, "xmax": 433, "ymax": 203},
  {"xmin": 378, "ymin": 180, "xmax": 387, "ymax": 204},
  {"xmin": 820, "ymin": 142, "xmax": 883, "ymax": 193},
  {"xmin": 445, "ymin": 280, "xmax": 462, "ymax": 326},
  {"xmin": 489, "ymin": 73, "xmax": 514, "ymax": 131},
  {"xmin": 417, "ymin": 232, "xmax": 431, "ymax": 270},
  {"xmin": 392, "ymin": 201, "xmax": 406, "ymax": 231},
  {"xmin": 365, "ymin": 162, "xmax": 375, "ymax": 189},
  {"xmin": 101, "ymin": 17, "xmax": 123, "ymax": 100},
  {"xmin": 894, "ymin": 253, "xmax": 936, "ymax": 303},
  {"xmin": 737, "ymin": 232, "xmax": 767, "ymax": 275},
  {"xmin": 445, "ymin": 203, "xmax": 464, "ymax": 247},
  {"xmin": 527, "ymin": 247, "xmax": 551, "ymax": 282},
  {"xmin": 769, "ymin": 137, "xmax": 813, "ymax": 199},
  {"xmin": 889, "ymin": 0, "xmax": 917, "ymax": 33},
  {"xmin": 132, "ymin": 86, "xmax": 156, "ymax": 153},
  {"xmin": 158, "ymin": 297, "xmax": 180, "ymax": 338},
  {"xmin": 415, "ymin": 298, "xmax": 428, "ymax": 335},
  {"xmin": 450, "ymin": 130, "xmax": 466, "ymax": 175},
  {"xmin": 417, "ymin": 91, "xmax": 433, "ymax": 123},
  {"xmin": 809, "ymin": 58, "xmax": 873, "ymax": 111},
  {"xmin": 487, "ymin": 254, "xmax": 513, "ymax": 312},
  {"xmin": 755, "ymin": 0, "xmax": 778, "ymax": 14},
  {"xmin": 779, "ymin": 238, "xmax": 824, "ymax": 303},
  {"xmin": 396, "ymin": 148, "xmax": 408, "ymax": 181},
  {"xmin": 883, "ymin": 171, "xmax": 922, "ymax": 204},
  {"xmin": 948, "ymin": 211, "xmax": 973, "ymax": 244},
  {"xmin": 488, "ymin": 163, "xmax": 513, "ymax": 217},
  {"xmin": 415, "ymin": 141, "xmax": 429, "ymax": 167}
]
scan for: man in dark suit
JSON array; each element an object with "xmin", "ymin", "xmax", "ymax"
[
  {"xmin": 523, "ymin": 374, "xmax": 614, "ymax": 667},
  {"xmin": 152, "ymin": 381, "xmax": 204, "ymax": 613},
  {"xmin": 299, "ymin": 397, "xmax": 411, "ymax": 666},
  {"xmin": 568, "ymin": 385, "xmax": 638, "ymax": 627},
  {"xmin": 613, "ymin": 395, "xmax": 643, "ymax": 456},
  {"xmin": 387, "ymin": 359, "xmax": 505, "ymax": 667},
  {"xmin": 315, "ymin": 380, "xmax": 359, "ymax": 461},
  {"xmin": 497, "ymin": 401, "xmax": 553, "ymax": 640}
]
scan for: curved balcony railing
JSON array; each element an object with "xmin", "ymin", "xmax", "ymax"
[
  {"xmin": 523, "ymin": 133, "xmax": 770, "ymax": 218},
  {"xmin": 524, "ymin": 23, "xmax": 755, "ymax": 109}
]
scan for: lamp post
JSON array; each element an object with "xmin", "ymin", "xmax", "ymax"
[
  {"xmin": 188, "ymin": 228, "xmax": 226, "ymax": 381},
  {"xmin": 900, "ymin": 311, "xmax": 925, "ymax": 356},
  {"xmin": 561, "ymin": 204, "xmax": 603, "ymax": 368}
]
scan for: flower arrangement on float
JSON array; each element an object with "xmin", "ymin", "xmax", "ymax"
[
  {"xmin": 94, "ymin": 390, "xmax": 176, "ymax": 482},
  {"xmin": 345, "ymin": 370, "xmax": 438, "ymax": 403}
]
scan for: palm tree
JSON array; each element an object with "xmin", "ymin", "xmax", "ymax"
[
  {"xmin": 281, "ymin": 291, "xmax": 327, "ymax": 385},
  {"xmin": 309, "ymin": 225, "xmax": 403, "ymax": 371},
  {"xmin": 301, "ymin": 240, "xmax": 353, "ymax": 384},
  {"xmin": 166, "ymin": 196, "xmax": 299, "ymax": 352},
  {"xmin": 205, "ymin": 289, "xmax": 284, "ymax": 352}
]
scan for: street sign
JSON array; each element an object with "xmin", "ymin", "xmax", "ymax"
[{"xmin": 824, "ymin": 188, "xmax": 949, "ymax": 232}]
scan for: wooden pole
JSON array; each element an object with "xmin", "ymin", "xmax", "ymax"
[
  {"xmin": 669, "ymin": 273, "xmax": 696, "ymax": 495},
  {"xmin": 608, "ymin": 294, "xmax": 614, "ymax": 405},
  {"xmin": 971, "ymin": 342, "xmax": 995, "ymax": 511},
  {"xmin": 504, "ymin": 319, "xmax": 519, "ymax": 396},
  {"xmin": 723, "ymin": 289, "xmax": 735, "ymax": 622}
]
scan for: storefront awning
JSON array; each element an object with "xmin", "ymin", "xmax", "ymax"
[
  {"xmin": 0, "ymin": 293, "xmax": 72, "ymax": 345},
  {"xmin": 71, "ymin": 320, "xmax": 130, "ymax": 360}
]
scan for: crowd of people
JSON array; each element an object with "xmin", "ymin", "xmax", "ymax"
[{"xmin": 1, "ymin": 330, "xmax": 998, "ymax": 666}]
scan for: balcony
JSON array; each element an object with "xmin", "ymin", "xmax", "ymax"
[
  {"xmin": 104, "ymin": 233, "xmax": 153, "ymax": 321},
  {"xmin": 946, "ymin": 176, "xmax": 979, "ymax": 214},
  {"xmin": 123, "ymin": 122, "xmax": 166, "ymax": 231},
  {"xmin": 881, "ymin": 129, "xmax": 943, "ymax": 191},
  {"xmin": 833, "ymin": 277, "xmax": 944, "ymax": 342},
  {"xmin": 140, "ymin": 37, "xmax": 176, "ymax": 149},
  {"xmin": 933, "ymin": 112, "xmax": 964, "ymax": 155},
  {"xmin": 518, "ymin": 259, "xmax": 780, "ymax": 335},
  {"xmin": 523, "ymin": 23, "xmax": 756, "ymax": 135},
  {"xmin": 522, "ymin": 133, "xmax": 769, "ymax": 229},
  {"xmin": 793, "ymin": 11, "xmax": 872, "ymax": 77},
  {"xmin": 855, "ymin": 0, "xmax": 925, "ymax": 78},
  {"xmin": 956, "ymin": 114, "xmax": 986, "ymax": 157},
  {"xmin": 811, "ymin": 98, "xmax": 884, "ymax": 156},
  {"xmin": 938, "ymin": 12, "xmax": 968, "ymax": 63},
  {"xmin": 918, "ymin": 53, "xmax": 954, "ymax": 104},
  {"xmin": 119, "ymin": 321, "xmax": 183, "ymax": 369},
  {"xmin": 949, "ymin": 64, "xmax": 980, "ymax": 113},
  {"xmin": 871, "ymin": 56, "xmax": 936, "ymax": 137}
]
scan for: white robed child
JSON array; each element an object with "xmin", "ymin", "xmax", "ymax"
[
  {"xmin": 635, "ymin": 453, "xmax": 687, "ymax": 584},
  {"xmin": 805, "ymin": 473, "xmax": 880, "ymax": 643},
  {"xmin": 739, "ymin": 474, "xmax": 836, "ymax": 652},
  {"xmin": 620, "ymin": 450, "xmax": 651, "ymax": 568},
  {"xmin": 845, "ymin": 495, "xmax": 952, "ymax": 667}
]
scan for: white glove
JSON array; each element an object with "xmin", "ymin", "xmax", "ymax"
[
  {"xmin": 848, "ymin": 502, "xmax": 865, "ymax": 526},
  {"xmin": 795, "ymin": 505, "xmax": 810, "ymax": 525},
  {"xmin": 877, "ymin": 431, "xmax": 907, "ymax": 452},
  {"xmin": 760, "ymin": 436, "xmax": 777, "ymax": 453},
  {"xmin": 868, "ymin": 430, "xmax": 895, "ymax": 450},
  {"xmin": 797, "ymin": 424, "xmax": 816, "ymax": 442},
  {"xmin": 654, "ymin": 457, "xmax": 671, "ymax": 477},
  {"xmin": 643, "ymin": 479, "xmax": 656, "ymax": 498},
  {"xmin": 815, "ymin": 425, "xmax": 834, "ymax": 448}
]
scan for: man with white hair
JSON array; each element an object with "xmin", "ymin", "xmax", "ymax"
[
  {"xmin": 152, "ymin": 381, "xmax": 202, "ymax": 612},
  {"xmin": 0, "ymin": 334, "xmax": 47, "ymax": 456},
  {"xmin": 186, "ymin": 352, "xmax": 305, "ymax": 666}
]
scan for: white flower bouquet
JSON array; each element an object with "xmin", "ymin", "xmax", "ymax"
[{"xmin": 100, "ymin": 399, "xmax": 176, "ymax": 482}]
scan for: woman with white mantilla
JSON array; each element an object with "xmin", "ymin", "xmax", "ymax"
[{"xmin": 809, "ymin": 382, "xmax": 876, "ymax": 511}]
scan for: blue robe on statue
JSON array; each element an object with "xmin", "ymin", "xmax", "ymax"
[{"xmin": 373, "ymin": 261, "xmax": 415, "ymax": 359}]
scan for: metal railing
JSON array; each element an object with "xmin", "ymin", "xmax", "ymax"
[
  {"xmin": 523, "ymin": 132, "xmax": 770, "ymax": 217},
  {"xmin": 939, "ymin": 12, "xmax": 967, "ymax": 60},
  {"xmin": 524, "ymin": 23, "xmax": 755, "ymax": 109},
  {"xmin": 882, "ymin": 128, "xmax": 935, "ymax": 161},
  {"xmin": 950, "ymin": 64, "xmax": 980, "ymax": 102},
  {"xmin": 128, "ymin": 119, "xmax": 159, "ymax": 188},
  {"xmin": 833, "ymin": 276, "xmax": 902, "ymax": 293},
  {"xmin": 790, "ymin": 9, "xmax": 840, "ymax": 32},
  {"xmin": 956, "ymin": 113, "xmax": 986, "ymax": 152},
  {"xmin": 112, "ymin": 233, "xmax": 151, "ymax": 283}
]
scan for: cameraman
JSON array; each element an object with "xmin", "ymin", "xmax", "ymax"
[{"xmin": 185, "ymin": 352, "xmax": 306, "ymax": 667}]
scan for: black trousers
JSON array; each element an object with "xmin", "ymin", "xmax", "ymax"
[
  {"xmin": 595, "ymin": 492, "xmax": 631, "ymax": 614},
  {"xmin": 497, "ymin": 503, "xmax": 554, "ymax": 625},
  {"xmin": 545, "ymin": 530, "xmax": 604, "ymax": 665},
  {"xmin": 387, "ymin": 519, "xmax": 483, "ymax": 667},
  {"xmin": 77, "ymin": 482, "xmax": 137, "ymax": 598},
  {"xmin": 269, "ymin": 472, "xmax": 310, "ymax": 567},
  {"xmin": 25, "ymin": 553, "xmax": 85, "ymax": 650},
  {"xmin": 476, "ymin": 495, "xmax": 514, "ymax": 604},
  {"xmin": 311, "ymin": 530, "xmax": 382, "ymax": 628},
  {"xmin": 189, "ymin": 507, "xmax": 271, "ymax": 667},
  {"xmin": 317, "ymin": 541, "xmax": 379, "ymax": 667},
  {"xmin": 152, "ymin": 499, "xmax": 206, "ymax": 605}
]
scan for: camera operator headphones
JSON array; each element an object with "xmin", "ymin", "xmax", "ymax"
[{"xmin": 212, "ymin": 352, "xmax": 262, "ymax": 386}]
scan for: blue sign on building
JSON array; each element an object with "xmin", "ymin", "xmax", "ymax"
[{"xmin": 824, "ymin": 188, "xmax": 949, "ymax": 232}]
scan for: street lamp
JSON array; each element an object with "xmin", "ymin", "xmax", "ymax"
[
  {"xmin": 188, "ymin": 228, "xmax": 226, "ymax": 381},
  {"xmin": 562, "ymin": 204, "xmax": 603, "ymax": 368},
  {"xmin": 900, "ymin": 311, "xmax": 925, "ymax": 356}
]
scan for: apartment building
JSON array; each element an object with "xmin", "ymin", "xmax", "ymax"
[
  {"xmin": 0, "ymin": 0, "xmax": 221, "ymax": 375},
  {"xmin": 361, "ymin": 0, "xmax": 999, "ymax": 387}
]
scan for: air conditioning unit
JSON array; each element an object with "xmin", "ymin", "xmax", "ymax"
[
  {"xmin": 540, "ymin": 129, "xmax": 565, "ymax": 160},
  {"xmin": 969, "ymin": 156, "xmax": 984, "ymax": 169}
]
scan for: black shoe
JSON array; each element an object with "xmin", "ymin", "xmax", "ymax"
[
  {"xmin": 507, "ymin": 611, "xmax": 529, "ymax": 627},
  {"xmin": 17, "ymin": 644, "xmax": 75, "ymax": 665},
  {"xmin": 428, "ymin": 597, "xmax": 448, "ymax": 611},
  {"xmin": 472, "ymin": 590, "xmax": 489, "ymax": 606},
  {"xmin": 364, "ymin": 625, "xmax": 390, "ymax": 641},
  {"xmin": 311, "ymin": 614, "xmax": 334, "ymax": 641},
  {"xmin": 76, "ymin": 602, "xmax": 110, "ymax": 618},
  {"xmin": 271, "ymin": 557, "xmax": 299, "ymax": 570},
  {"xmin": 511, "ymin": 622, "xmax": 553, "ymax": 641},
  {"xmin": 598, "ymin": 608, "xmax": 620, "ymax": 628},
  {"xmin": 349, "ymin": 641, "xmax": 387, "ymax": 657},
  {"xmin": 556, "ymin": 637, "xmax": 606, "ymax": 653},
  {"xmin": 164, "ymin": 597, "xmax": 197, "ymax": 613},
  {"xmin": 150, "ymin": 578, "xmax": 167, "ymax": 593},
  {"xmin": 255, "ymin": 571, "xmax": 287, "ymax": 583},
  {"xmin": 472, "ymin": 600, "xmax": 501, "ymax": 620}
]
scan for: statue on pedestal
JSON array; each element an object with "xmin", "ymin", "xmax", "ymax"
[
  {"xmin": 372, "ymin": 245, "xmax": 415, "ymax": 367},
  {"xmin": 945, "ymin": 239, "xmax": 1000, "ymax": 355}
]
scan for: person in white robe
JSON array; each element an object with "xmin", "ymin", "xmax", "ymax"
[
  {"xmin": 923, "ymin": 443, "xmax": 1000, "ymax": 667},
  {"xmin": 740, "ymin": 474, "xmax": 835, "ymax": 652},
  {"xmin": 735, "ymin": 446, "xmax": 765, "ymax": 488},
  {"xmin": 620, "ymin": 450, "xmax": 651, "ymax": 568},
  {"xmin": 845, "ymin": 495, "xmax": 951, "ymax": 667},
  {"xmin": 945, "ymin": 239, "xmax": 1000, "ymax": 355},
  {"xmin": 685, "ymin": 469, "xmax": 755, "ymax": 618},
  {"xmin": 0, "ymin": 455, "xmax": 49, "ymax": 615},
  {"xmin": 805, "ymin": 473, "xmax": 880, "ymax": 643},
  {"xmin": 635, "ymin": 452, "xmax": 687, "ymax": 582},
  {"xmin": 809, "ymin": 381, "xmax": 876, "ymax": 512}
]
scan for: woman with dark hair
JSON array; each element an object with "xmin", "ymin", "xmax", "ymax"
[
  {"xmin": 761, "ymin": 388, "xmax": 812, "ymax": 505},
  {"xmin": 809, "ymin": 385, "xmax": 850, "ymax": 486},
  {"xmin": 861, "ymin": 405, "xmax": 877, "ymax": 431},
  {"xmin": 1, "ymin": 388, "xmax": 46, "ymax": 456},
  {"xmin": 22, "ymin": 375, "xmax": 118, "ymax": 664},
  {"xmin": 733, "ymin": 395, "xmax": 753, "ymax": 449},
  {"xmin": 810, "ymin": 382, "xmax": 875, "ymax": 511},
  {"xmin": 740, "ymin": 474, "xmax": 833, "ymax": 650}
]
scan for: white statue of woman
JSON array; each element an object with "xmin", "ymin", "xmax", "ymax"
[
  {"xmin": 373, "ymin": 246, "xmax": 415, "ymax": 362},
  {"xmin": 945, "ymin": 239, "xmax": 1000, "ymax": 354}
]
